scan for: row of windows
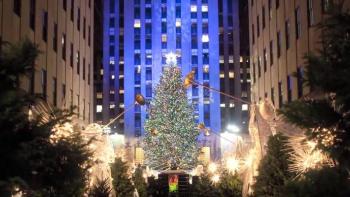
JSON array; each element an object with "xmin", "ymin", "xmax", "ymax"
[{"xmin": 252, "ymin": 0, "xmax": 332, "ymax": 45}]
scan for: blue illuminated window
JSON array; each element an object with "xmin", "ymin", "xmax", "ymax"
[
  {"xmin": 134, "ymin": 73, "xmax": 141, "ymax": 85},
  {"xmin": 191, "ymin": 55, "xmax": 198, "ymax": 64},
  {"xmin": 191, "ymin": 23, "xmax": 197, "ymax": 34},
  {"xmin": 191, "ymin": 36, "xmax": 197, "ymax": 49},
  {"xmin": 134, "ymin": 54, "xmax": 141, "ymax": 65},
  {"xmin": 134, "ymin": 40, "xmax": 141, "ymax": 50},
  {"xmin": 192, "ymin": 85, "xmax": 198, "ymax": 96},
  {"xmin": 146, "ymin": 8, "xmax": 151, "ymax": 19},
  {"xmin": 203, "ymin": 54, "xmax": 209, "ymax": 64},
  {"xmin": 146, "ymin": 56, "xmax": 152, "ymax": 65},
  {"xmin": 162, "ymin": 22, "xmax": 167, "ymax": 33},
  {"xmin": 146, "ymin": 84, "xmax": 152, "ymax": 97},
  {"xmin": 146, "ymin": 23, "xmax": 152, "ymax": 34},
  {"xmin": 176, "ymin": 6, "xmax": 181, "ymax": 18},
  {"xmin": 161, "ymin": 7, "xmax": 167, "ymax": 18},
  {"xmin": 202, "ymin": 23, "xmax": 208, "ymax": 34},
  {"xmin": 176, "ymin": 36, "xmax": 181, "ymax": 49},
  {"xmin": 146, "ymin": 38, "xmax": 152, "ymax": 49},
  {"xmin": 134, "ymin": 7, "xmax": 140, "ymax": 18},
  {"xmin": 146, "ymin": 68, "xmax": 152, "ymax": 80}
]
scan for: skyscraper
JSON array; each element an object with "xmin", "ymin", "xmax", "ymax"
[
  {"xmin": 99, "ymin": 0, "xmax": 221, "ymax": 160},
  {"xmin": 218, "ymin": 0, "xmax": 250, "ymax": 134},
  {"xmin": 249, "ymin": 0, "xmax": 350, "ymax": 107},
  {"xmin": 0, "ymin": 0, "xmax": 94, "ymax": 123}
]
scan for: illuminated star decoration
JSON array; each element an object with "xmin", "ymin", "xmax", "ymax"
[{"xmin": 165, "ymin": 52, "xmax": 177, "ymax": 66}]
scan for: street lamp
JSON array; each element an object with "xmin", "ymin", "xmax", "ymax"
[
  {"xmin": 227, "ymin": 124, "xmax": 240, "ymax": 133},
  {"xmin": 184, "ymin": 71, "xmax": 250, "ymax": 104},
  {"xmin": 103, "ymin": 94, "xmax": 145, "ymax": 129}
]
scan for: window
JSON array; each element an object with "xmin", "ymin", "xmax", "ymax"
[
  {"xmin": 146, "ymin": 8, "xmax": 152, "ymax": 19},
  {"xmin": 295, "ymin": 7, "xmax": 301, "ymax": 39},
  {"xmin": 63, "ymin": 0, "xmax": 67, "ymax": 10},
  {"xmin": 62, "ymin": 33, "xmax": 66, "ymax": 60},
  {"xmin": 83, "ymin": 58, "xmax": 86, "ymax": 80},
  {"xmin": 203, "ymin": 54, "xmax": 209, "ymax": 64},
  {"xmin": 204, "ymin": 104, "xmax": 210, "ymax": 127},
  {"xmin": 62, "ymin": 84, "xmax": 66, "ymax": 101},
  {"xmin": 287, "ymin": 75, "xmax": 292, "ymax": 102},
  {"xmin": 322, "ymin": 0, "xmax": 332, "ymax": 13},
  {"xmin": 70, "ymin": 43, "xmax": 73, "ymax": 67},
  {"xmin": 202, "ymin": 23, "xmax": 208, "ymax": 34},
  {"xmin": 285, "ymin": 20, "xmax": 290, "ymax": 49},
  {"xmin": 53, "ymin": 23, "xmax": 58, "ymax": 52},
  {"xmin": 257, "ymin": 15, "xmax": 260, "ymax": 37},
  {"xmin": 269, "ymin": 87, "xmax": 274, "ymax": 104},
  {"xmin": 252, "ymin": 24, "xmax": 255, "ymax": 44},
  {"xmin": 146, "ymin": 55, "xmax": 152, "ymax": 65},
  {"xmin": 297, "ymin": 67, "xmax": 303, "ymax": 98},
  {"xmin": 192, "ymin": 55, "xmax": 198, "ymax": 64},
  {"xmin": 202, "ymin": 34, "xmax": 209, "ymax": 42},
  {"xmin": 134, "ymin": 54, "xmax": 141, "ymax": 65},
  {"xmin": 110, "ymin": 0, "xmax": 115, "ymax": 13},
  {"xmin": 161, "ymin": 6, "xmax": 167, "ymax": 18},
  {"xmin": 42, "ymin": 11, "xmax": 48, "ymax": 41},
  {"xmin": 192, "ymin": 85, "xmax": 198, "ymax": 96},
  {"xmin": 278, "ymin": 81, "xmax": 283, "ymax": 108},
  {"xmin": 203, "ymin": 83, "xmax": 210, "ymax": 98},
  {"xmin": 146, "ymin": 84, "xmax": 152, "ymax": 97},
  {"xmin": 263, "ymin": 48, "xmax": 267, "ymax": 72},
  {"xmin": 53, "ymin": 77, "xmax": 57, "ymax": 106},
  {"xmin": 176, "ymin": 36, "xmax": 181, "ymax": 49},
  {"xmin": 30, "ymin": 0, "xmax": 36, "ymax": 30},
  {"xmin": 71, "ymin": 0, "xmax": 74, "ymax": 21},
  {"xmin": 277, "ymin": 31, "xmax": 281, "ymax": 57},
  {"xmin": 146, "ymin": 68, "xmax": 152, "ymax": 80},
  {"xmin": 258, "ymin": 56, "xmax": 261, "ymax": 77},
  {"xmin": 41, "ymin": 69, "xmax": 47, "ymax": 99},
  {"xmin": 146, "ymin": 23, "xmax": 152, "ymax": 34},
  {"xmin": 161, "ymin": 22, "xmax": 167, "ymax": 33},
  {"xmin": 76, "ymin": 51, "xmax": 80, "ymax": 74},
  {"xmin": 88, "ymin": 64, "xmax": 90, "ymax": 85},
  {"xmin": 83, "ymin": 17, "xmax": 86, "ymax": 39},
  {"xmin": 307, "ymin": 0, "xmax": 314, "ymax": 26},
  {"xmin": 134, "ymin": 7, "xmax": 140, "ymax": 19},
  {"xmin": 146, "ymin": 38, "xmax": 152, "ymax": 49},
  {"xmin": 134, "ymin": 40, "xmax": 140, "ymax": 50},
  {"xmin": 110, "ymin": 45, "xmax": 115, "ymax": 54},
  {"xmin": 262, "ymin": 6, "xmax": 266, "ymax": 29},
  {"xmin": 14, "ymin": 0, "xmax": 21, "ymax": 16},
  {"xmin": 269, "ymin": 40, "xmax": 273, "ymax": 65},
  {"xmin": 135, "ymin": 68, "xmax": 141, "ymax": 85},
  {"xmin": 268, "ymin": 0, "xmax": 272, "ymax": 19},
  {"xmin": 191, "ymin": 23, "xmax": 197, "ymax": 34},
  {"xmin": 77, "ymin": 8, "xmax": 80, "ymax": 30},
  {"xmin": 88, "ymin": 26, "xmax": 91, "ymax": 46},
  {"xmin": 96, "ymin": 105, "xmax": 102, "ymax": 113},
  {"xmin": 176, "ymin": 6, "xmax": 181, "ymax": 18}
]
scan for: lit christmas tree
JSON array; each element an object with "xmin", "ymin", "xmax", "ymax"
[{"xmin": 143, "ymin": 53, "xmax": 199, "ymax": 170}]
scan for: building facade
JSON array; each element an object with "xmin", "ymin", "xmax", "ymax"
[
  {"xmin": 218, "ymin": 0, "xmax": 250, "ymax": 134},
  {"xmin": 0, "ymin": 0, "xmax": 94, "ymax": 123},
  {"xmin": 99, "ymin": 0, "xmax": 221, "ymax": 160},
  {"xmin": 249, "ymin": 0, "xmax": 350, "ymax": 107}
]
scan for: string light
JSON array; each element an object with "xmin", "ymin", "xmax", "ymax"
[
  {"xmin": 211, "ymin": 174, "xmax": 220, "ymax": 184},
  {"xmin": 288, "ymin": 135, "xmax": 333, "ymax": 177},
  {"xmin": 226, "ymin": 157, "xmax": 240, "ymax": 173},
  {"xmin": 208, "ymin": 163, "xmax": 218, "ymax": 174}
]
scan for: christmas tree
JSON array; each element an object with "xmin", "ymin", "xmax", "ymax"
[{"xmin": 143, "ymin": 54, "xmax": 199, "ymax": 170}]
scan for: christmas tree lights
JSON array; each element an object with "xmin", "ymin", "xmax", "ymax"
[{"xmin": 143, "ymin": 58, "xmax": 199, "ymax": 170}]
